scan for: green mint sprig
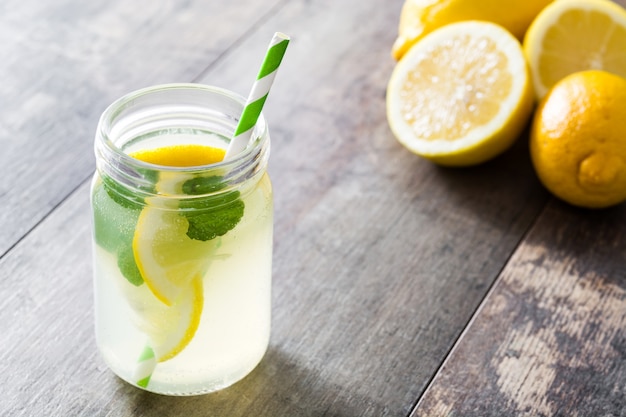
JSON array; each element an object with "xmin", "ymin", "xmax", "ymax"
[
  {"xmin": 92, "ymin": 180, "xmax": 144, "ymax": 286},
  {"xmin": 179, "ymin": 175, "xmax": 245, "ymax": 241}
]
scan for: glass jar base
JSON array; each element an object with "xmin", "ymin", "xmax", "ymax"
[{"xmin": 101, "ymin": 348, "xmax": 267, "ymax": 396}]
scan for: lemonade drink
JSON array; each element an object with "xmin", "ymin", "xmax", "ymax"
[{"xmin": 91, "ymin": 85, "xmax": 273, "ymax": 395}]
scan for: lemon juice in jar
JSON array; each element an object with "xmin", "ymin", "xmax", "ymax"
[{"xmin": 91, "ymin": 84, "xmax": 273, "ymax": 395}]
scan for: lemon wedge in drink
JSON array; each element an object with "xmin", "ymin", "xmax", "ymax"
[
  {"xmin": 133, "ymin": 208, "xmax": 217, "ymax": 306},
  {"xmin": 131, "ymin": 144, "xmax": 226, "ymax": 167},
  {"xmin": 128, "ymin": 144, "xmax": 227, "ymax": 362},
  {"xmin": 123, "ymin": 274, "xmax": 204, "ymax": 362}
]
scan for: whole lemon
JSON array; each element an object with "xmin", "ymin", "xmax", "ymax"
[
  {"xmin": 392, "ymin": 0, "xmax": 553, "ymax": 60},
  {"xmin": 530, "ymin": 70, "xmax": 626, "ymax": 208}
]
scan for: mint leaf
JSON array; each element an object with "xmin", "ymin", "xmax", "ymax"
[
  {"xmin": 92, "ymin": 180, "xmax": 143, "ymax": 286},
  {"xmin": 101, "ymin": 167, "xmax": 157, "ymax": 209},
  {"xmin": 179, "ymin": 175, "xmax": 245, "ymax": 241},
  {"xmin": 182, "ymin": 175, "xmax": 225, "ymax": 195},
  {"xmin": 184, "ymin": 197, "xmax": 244, "ymax": 241},
  {"xmin": 101, "ymin": 175, "xmax": 140, "ymax": 210},
  {"xmin": 117, "ymin": 243, "xmax": 144, "ymax": 286}
]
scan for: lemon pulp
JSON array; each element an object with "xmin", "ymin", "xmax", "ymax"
[
  {"xmin": 399, "ymin": 33, "xmax": 512, "ymax": 141},
  {"xmin": 523, "ymin": 0, "xmax": 626, "ymax": 100},
  {"xmin": 387, "ymin": 21, "xmax": 533, "ymax": 166}
]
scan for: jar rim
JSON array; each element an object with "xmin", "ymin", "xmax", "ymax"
[
  {"xmin": 94, "ymin": 83, "xmax": 270, "ymax": 203},
  {"xmin": 96, "ymin": 83, "xmax": 268, "ymax": 174}
]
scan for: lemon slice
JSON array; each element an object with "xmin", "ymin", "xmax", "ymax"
[
  {"xmin": 131, "ymin": 201, "xmax": 216, "ymax": 363},
  {"xmin": 133, "ymin": 277, "xmax": 204, "ymax": 362},
  {"xmin": 120, "ymin": 271, "xmax": 204, "ymax": 362},
  {"xmin": 133, "ymin": 208, "xmax": 216, "ymax": 306},
  {"xmin": 523, "ymin": 0, "xmax": 626, "ymax": 100},
  {"xmin": 132, "ymin": 144, "xmax": 226, "ymax": 195},
  {"xmin": 130, "ymin": 144, "xmax": 225, "ymax": 167},
  {"xmin": 127, "ymin": 144, "xmax": 229, "ymax": 362},
  {"xmin": 387, "ymin": 21, "xmax": 534, "ymax": 166}
]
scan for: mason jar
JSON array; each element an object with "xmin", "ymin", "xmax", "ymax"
[{"xmin": 90, "ymin": 84, "xmax": 273, "ymax": 396}]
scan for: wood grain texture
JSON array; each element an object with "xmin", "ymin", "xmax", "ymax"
[
  {"xmin": 0, "ymin": 0, "xmax": 571, "ymax": 416},
  {"xmin": 0, "ymin": 0, "xmax": 552, "ymax": 415},
  {"xmin": 412, "ymin": 200, "xmax": 626, "ymax": 417},
  {"xmin": 0, "ymin": 0, "xmax": 283, "ymax": 257}
]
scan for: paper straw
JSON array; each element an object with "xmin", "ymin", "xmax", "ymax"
[
  {"xmin": 130, "ymin": 34, "xmax": 288, "ymax": 390},
  {"xmin": 224, "ymin": 32, "xmax": 290, "ymax": 159},
  {"xmin": 134, "ymin": 345, "xmax": 156, "ymax": 388}
]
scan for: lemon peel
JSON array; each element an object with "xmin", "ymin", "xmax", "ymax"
[
  {"xmin": 530, "ymin": 70, "xmax": 626, "ymax": 208},
  {"xmin": 392, "ymin": 0, "xmax": 553, "ymax": 60}
]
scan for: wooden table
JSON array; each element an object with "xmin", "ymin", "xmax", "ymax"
[{"xmin": 2, "ymin": 0, "xmax": 625, "ymax": 415}]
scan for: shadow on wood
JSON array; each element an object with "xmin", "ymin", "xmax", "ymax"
[{"xmin": 111, "ymin": 347, "xmax": 382, "ymax": 417}]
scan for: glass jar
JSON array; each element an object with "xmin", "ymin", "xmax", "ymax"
[{"xmin": 90, "ymin": 84, "xmax": 273, "ymax": 396}]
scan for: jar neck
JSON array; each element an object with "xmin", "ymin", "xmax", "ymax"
[{"xmin": 94, "ymin": 84, "xmax": 270, "ymax": 207}]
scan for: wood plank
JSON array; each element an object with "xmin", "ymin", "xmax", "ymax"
[
  {"xmin": 0, "ymin": 0, "xmax": 282, "ymax": 257},
  {"xmin": 0, "ymin": 1, "xmax": 553, "ymax": 416},
  {"xmin": 198, "ymin": 0, "xmax": 552, "ymax": 415},
  {"xmin": 412, "ymin": 200, "xmax": 626, "ymax": 416}
]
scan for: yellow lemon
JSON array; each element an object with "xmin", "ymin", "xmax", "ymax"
[
  {"xmin": 122, "ymin": 273, "xmax": 204, "ymax": 362},
  {"xmin": 387, "ymin": 21, "xmax": 534, "ymax": 166},
  {"xmin": 530, "ymin": 70, "xmax": 626, "ymax": 208},
  {"xmin": 133, "ymin": 208, "xmax": 216, "ymax": 306},
  {"xmin": 127, "ymin": 144, "xmax": 225, "ymax": 361},
  {"xmin": 131, "ymin": 144, "xmax": 224, "ymax": 306},
  {"xmin": 392, "ymin": 0, "xmax": 553, "ymax": 60},
  {"xmin": 130, "ymin": 144, "xmax": 225, "ymax": 167},
  {"xmin": 524, "ymin": 0, "xmax": 626, "ymax": 100}
]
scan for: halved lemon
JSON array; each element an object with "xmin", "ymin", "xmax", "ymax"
[
  {"xmin": 387, "ymin": 21, "xmax": 534, "ymax": 166},
  {"xmin": 523, "ymin": 0, "xmax": 626, "ymax": 100}
]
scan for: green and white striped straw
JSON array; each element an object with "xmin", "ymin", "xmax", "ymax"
[
  {"xmin": 134, "ymin": 345, "xmax": 156, "ymax": 388},
  {"xmin": 129, "ymin": 33, "xmax": 289, "ymax": 391},
  {"xmin": 224, "ymin": 32, "xmax": 290, "ymax": 159}
]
